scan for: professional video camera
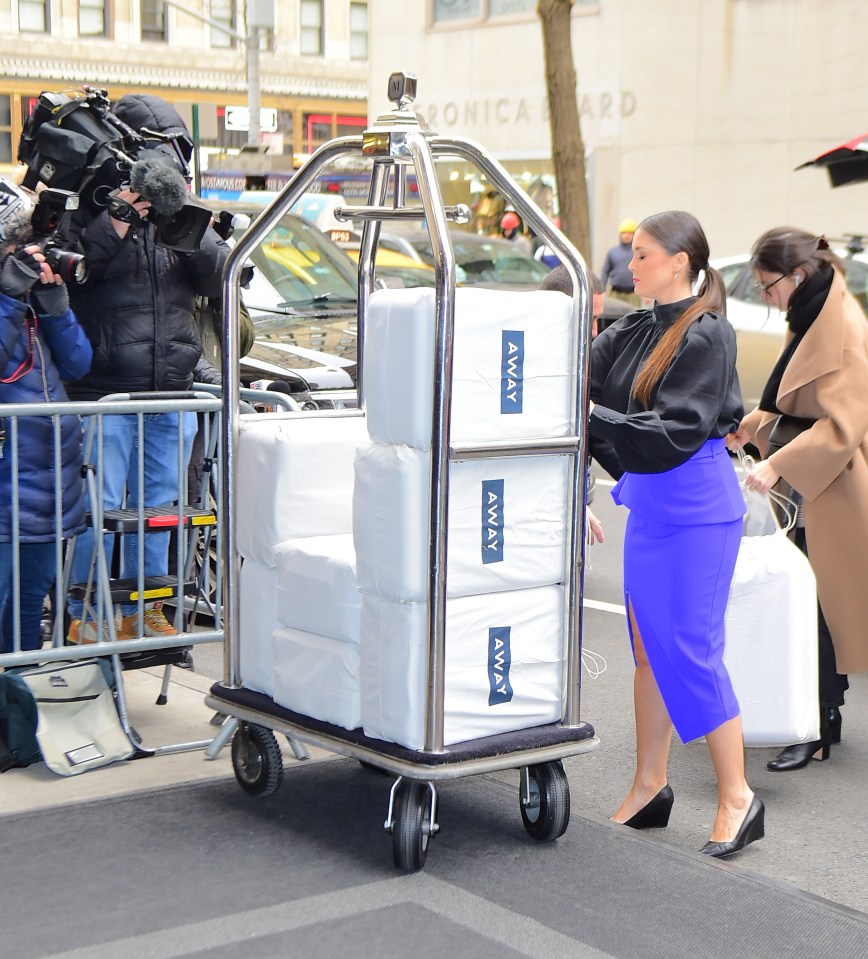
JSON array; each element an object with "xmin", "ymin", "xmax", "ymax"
[
  {"xmin": 17, "ymin": 87, "xmax": 212, "ymax": 253},
  {"xmin": 28, "ymin": 188, "xmax": 89, "ymax": 286}
]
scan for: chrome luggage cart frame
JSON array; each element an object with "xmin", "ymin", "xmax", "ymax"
[{"xmin": 206, "ymin": 72, "xmax": 600, "ymax": 871}]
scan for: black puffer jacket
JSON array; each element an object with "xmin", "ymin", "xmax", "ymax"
[
  {"xmin": 66, "ymin": 215, "xmax": 228, "ymax": 399},
  {"xmin": 65, "ymin": 93, "xmax": 229, "ymax": 399}
]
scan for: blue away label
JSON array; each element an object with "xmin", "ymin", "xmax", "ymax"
[
  {"xmin": 500, "ymin": 330, "xmax": 524, "ymax": 414},
  {"xmin": 481, "ymin": 478, "xmax": 504, "ymax": 565},
  {"xmin": 488, "ymin": 626, "xmax": 514, "ymax": 706}
]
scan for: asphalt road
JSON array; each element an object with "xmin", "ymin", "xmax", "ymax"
[{"xmin": 192, "ymin": 462, "xmax": 868, "ymax": 915}]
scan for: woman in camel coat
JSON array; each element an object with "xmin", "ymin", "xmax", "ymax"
[{"xmin": 729, "ymin": 228, "xmax": 868, "ymax": 771}]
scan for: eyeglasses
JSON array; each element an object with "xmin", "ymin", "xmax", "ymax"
[{"xmin": 753, "ymin": 274, "xmax": 788, "ymax": 295}]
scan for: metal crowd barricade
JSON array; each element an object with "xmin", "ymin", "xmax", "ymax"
[
  {"xmin": 206, "ymin": 72, "xmax": 600, "ymax": 871},
  {"xmin": 1, "ymin": 392, "xmax": 224, "ymax": 757}
]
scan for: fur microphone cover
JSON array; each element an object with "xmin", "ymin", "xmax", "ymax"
[{"xmin": 129, "ymin": 154, "xmax": 187, "ymax": 217}]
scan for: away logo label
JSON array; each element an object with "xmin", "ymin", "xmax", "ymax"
[
  {"xmin": 488, "ymin": 626, "xmax": 514, "ymax": 705},
  {"xmin": 501, "ymin": 330, "xmax": 524, "ymax": 414},
  {"xmin": 481, "ymin": 478, "xmax": 504, "ymax": 564}
]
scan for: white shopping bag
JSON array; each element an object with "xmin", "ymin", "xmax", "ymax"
[{"xmin": 724, "ymin": 519, "xmax": 819, "ymax": 747}]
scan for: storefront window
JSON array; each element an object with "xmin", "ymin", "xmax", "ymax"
[{"xmin": 0, "ymin": 95, "xmax": 12, "ymax": 163}]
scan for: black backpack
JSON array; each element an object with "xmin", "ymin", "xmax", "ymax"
[{"xmin": 0, "ymin": 670, "xmax": 41, "ymax": 772}]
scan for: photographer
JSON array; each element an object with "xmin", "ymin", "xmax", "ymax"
[
  {"xmin": 61, "ymin": 94, "xmax": 229, "ymax": 643},
  {"xmin": 0, "ymin": 180, "xmax": 93, "ymax": 654}
]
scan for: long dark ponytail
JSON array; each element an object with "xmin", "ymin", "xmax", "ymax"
[{"xmin": 631, "ymin": 211, "xmax": 727, "ymax": 407}]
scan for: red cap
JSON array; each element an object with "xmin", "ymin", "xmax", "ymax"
[{"xmin": 501, "ymin": 211, "xmax": 520, "ymax": 231}]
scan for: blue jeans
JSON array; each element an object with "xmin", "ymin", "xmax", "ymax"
[
  {"xmin": 67, "ymin": 411, "xmax": 197, "ymax": 619},
  {"xmin": 0, "ymin": 542, "xmax": 56, "ymax": 653}
]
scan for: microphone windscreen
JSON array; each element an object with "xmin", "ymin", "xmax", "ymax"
[{"xmin": 129, "ymin": 155, "xmax": 187, "ymax": 217}]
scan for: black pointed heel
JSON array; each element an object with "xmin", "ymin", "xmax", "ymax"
[
  {"xmin": 827, "ymin": 706, "xmax": 842, "ymax": 745},
  {"xmin": 621, "ymin": 784, "xmax": 675, "ymax": 830},
  {"xmin": 700, "ymin": 795, "xmax": 765, "ymax": 859}
]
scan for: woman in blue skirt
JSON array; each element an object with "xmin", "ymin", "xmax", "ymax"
[{"xmin": 588, "ymin": 211, "xmax": 763, "ymax": 858}]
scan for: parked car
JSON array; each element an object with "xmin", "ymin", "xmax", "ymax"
[
  {"xmin": 378, "ymin": 228, "xmax": 552, "ymax": 290},
  {"xmin": 713, "ymin": 249, "xmax": 868, "ymax": 407},
  {"xmin": 343, "ymin": 243, "xmax": 437, "ymax": 288},
  {"xmin": 206, "ymin": 201, "xmax": 360, "ymax": 400}
]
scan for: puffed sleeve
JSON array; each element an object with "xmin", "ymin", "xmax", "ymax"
[
  {"xmin": 589, "ymin": 316, "xmax": 738, "ymax": 473},
  {"xmin": 770, "ymin": 343, "xmax": 868, "ymax": 501}
]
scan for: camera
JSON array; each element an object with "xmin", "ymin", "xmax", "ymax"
[
  {"xmin": 17, "ymin": 87, "xmax": 211, "ymax": 253},
  {"xmin": 27, "ymin": 188, "xmax": 89, "ymax": 286},
  {"xmin": 387, "ymin": 72, "xmax": 417, "ymax": 109}
]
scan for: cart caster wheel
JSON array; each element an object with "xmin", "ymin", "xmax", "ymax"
[
  {"xmin": 231, "ymin": 723, "xmax": 283, "ymax": 798},
  {"xmin": 520, "ymin": 760, "xmax": 570, "ymax": 841},
  {"xmin": 392, "ymin": 780, "xmax": 433, "ymax": 872}
]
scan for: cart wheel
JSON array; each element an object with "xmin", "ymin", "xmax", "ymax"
[
  {"xmin": 231, "ymin": 723, "xmax": 283, "ymax": 798},
  {"xmin": 520, "ymin": 761, "xmax": 570, "ymax": 841},
  {"xmin": 392, "ymin": 780, "xmax": 433, "ymax": 872}
]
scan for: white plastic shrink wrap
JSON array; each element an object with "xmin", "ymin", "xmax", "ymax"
[
  {"xmin": 363, "ymin": 287, "xmax": 574, "ymax": 450},
  {"xmin": 361, "ymin": 585, "xmax": 564, "ymax": 749}
]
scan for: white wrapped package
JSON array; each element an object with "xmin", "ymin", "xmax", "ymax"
[
  {"xmin": 235, "ymin": 412, "xmax": 368, "ymax": 567},
  {"xmin": 272, "ymin": 627, "xmax": 360, "ymax": 730},
  {"xmin": 361, "ymin": 585, "xmax": 564, "ymax": 749},
  {"xmin": 354, "ymin": 443, "xmax": 569, "ymax": 601},
  {"xmin": 239, "ymin": 558, "xmax": 280, "ymax": 697},
  {"xmin": 724, "ymin": 531, "xmax": 819, "ymax": 747},
  {"xmin": 274, "ymin": 534, "xmax": 360, "ymax": 644},
  {"xmin": 364, "ymin": 287, "xmax": 574, "ymax": 450}
]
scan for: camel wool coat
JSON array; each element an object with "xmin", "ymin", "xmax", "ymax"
[{"xmin": 741, "ymin": 270, "xmax": 868, "ymax": 673}]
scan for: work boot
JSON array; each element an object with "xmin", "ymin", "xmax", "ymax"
[{"xmin": 121, "ymin": 602, "xmax": 178, "ymax": 638}]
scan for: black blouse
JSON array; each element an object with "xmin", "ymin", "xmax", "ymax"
[{"xmin": 588, "ymin": 297, "xmax": 744, "ymax": 474}]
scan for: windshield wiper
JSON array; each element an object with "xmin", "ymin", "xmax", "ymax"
[{"xmin": 281, "ymin": 293, "xmax": 358, "ymax": 307}]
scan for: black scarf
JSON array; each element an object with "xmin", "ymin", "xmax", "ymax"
[{"xmin": 758, "ymin": 265, "xmax": 834, "ymax": 414}]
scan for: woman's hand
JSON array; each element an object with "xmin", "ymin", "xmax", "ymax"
[
  {"xmin": 586, "ymin": 507, "xmax": 605, "ymax": 545},
  {"xmin": 745, "ymin": 460, "xmax": 780, "ymax": 495},
  {"xmin": 725, "ymin": 425, "xmax": 752, "ymax": 452}
]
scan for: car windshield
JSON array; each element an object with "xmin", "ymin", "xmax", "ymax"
[
  {"xmin": 241, "ymin": 215, "xmax": 359, "ymax": 309},
  {"xmin": 397, "ymin": 231, "xmax": 551, "ymax": 287}
]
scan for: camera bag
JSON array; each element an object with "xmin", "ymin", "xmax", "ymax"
[
  {"xmin": 16, "ymin": 659, "xmax": 134, "ymax": 776},
  {"xmin": 0, "ymin": 669, "xmax": 41, "ymax": 772}
]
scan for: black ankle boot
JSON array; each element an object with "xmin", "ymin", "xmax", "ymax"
[
  {"xmin": 767, "ymin": 712, "xmax": 831, "ymax": 772},
  {"xmin": 620, "ymin": 784, "xmax": 675, "ymax": 830},
  {"xmin": 826, "ymin": 706, "xmax": 842, "ymax": 745}
]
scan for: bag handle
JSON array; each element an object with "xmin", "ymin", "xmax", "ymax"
[{"xmin": 736, "ymin": 448, "xmax": 799, "ymax": 533}]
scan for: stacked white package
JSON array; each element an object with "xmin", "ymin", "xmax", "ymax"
[
  {"xmin": 360, "ymin": 585, "xmax": 564, "ymax": 749},
  {"xmin": 353, "ymin": 443, "xmax": 569, "ymax": 601},
  {"xmin": 235, "ymin": 412, "xmax": 368, "ymax": 567},
  {"xmin": 238, "ymin": 558, "xmax": 280, "ymax": 697},
  {"xmin": 274, "ymin": 534, "xmax": 360, "ymax": 644},
  {"xmin": 363, "ymin": 287, "xmax": 575, "ymax": 450},
  {"xmin": 272, "ymin": 627, "xmax": 360, "ymax": 730}
]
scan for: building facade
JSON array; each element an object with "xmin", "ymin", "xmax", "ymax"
[
  {"xmin": 368, "ymin": 0, "xmax": 868, "ymax": 262},
  {"xmin": 0, "ymin": 0, "xmax": 369, "ymax": 179}
]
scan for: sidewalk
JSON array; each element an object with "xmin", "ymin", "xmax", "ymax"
[{"xmin": 1, "ymin": 665, "xmax": 335, "ymax": 817}]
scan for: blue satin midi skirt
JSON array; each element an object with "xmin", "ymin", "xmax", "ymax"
[{"xmin": 611, "ymin": 438, "xmax": 746, "ymax": 743}]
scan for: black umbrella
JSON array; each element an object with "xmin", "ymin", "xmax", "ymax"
[{"xmin": 797, "ymin": 133, "xmax": 868, "ymax": 187}]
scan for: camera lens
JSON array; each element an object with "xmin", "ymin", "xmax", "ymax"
[{"xmin": 43, "ymin": 247, "xmax": 89, "ymax": 286}]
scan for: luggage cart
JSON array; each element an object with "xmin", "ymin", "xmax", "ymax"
[{"xmin": 206, "ymin": 71, "xmax": 600, "ymax": 871}]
